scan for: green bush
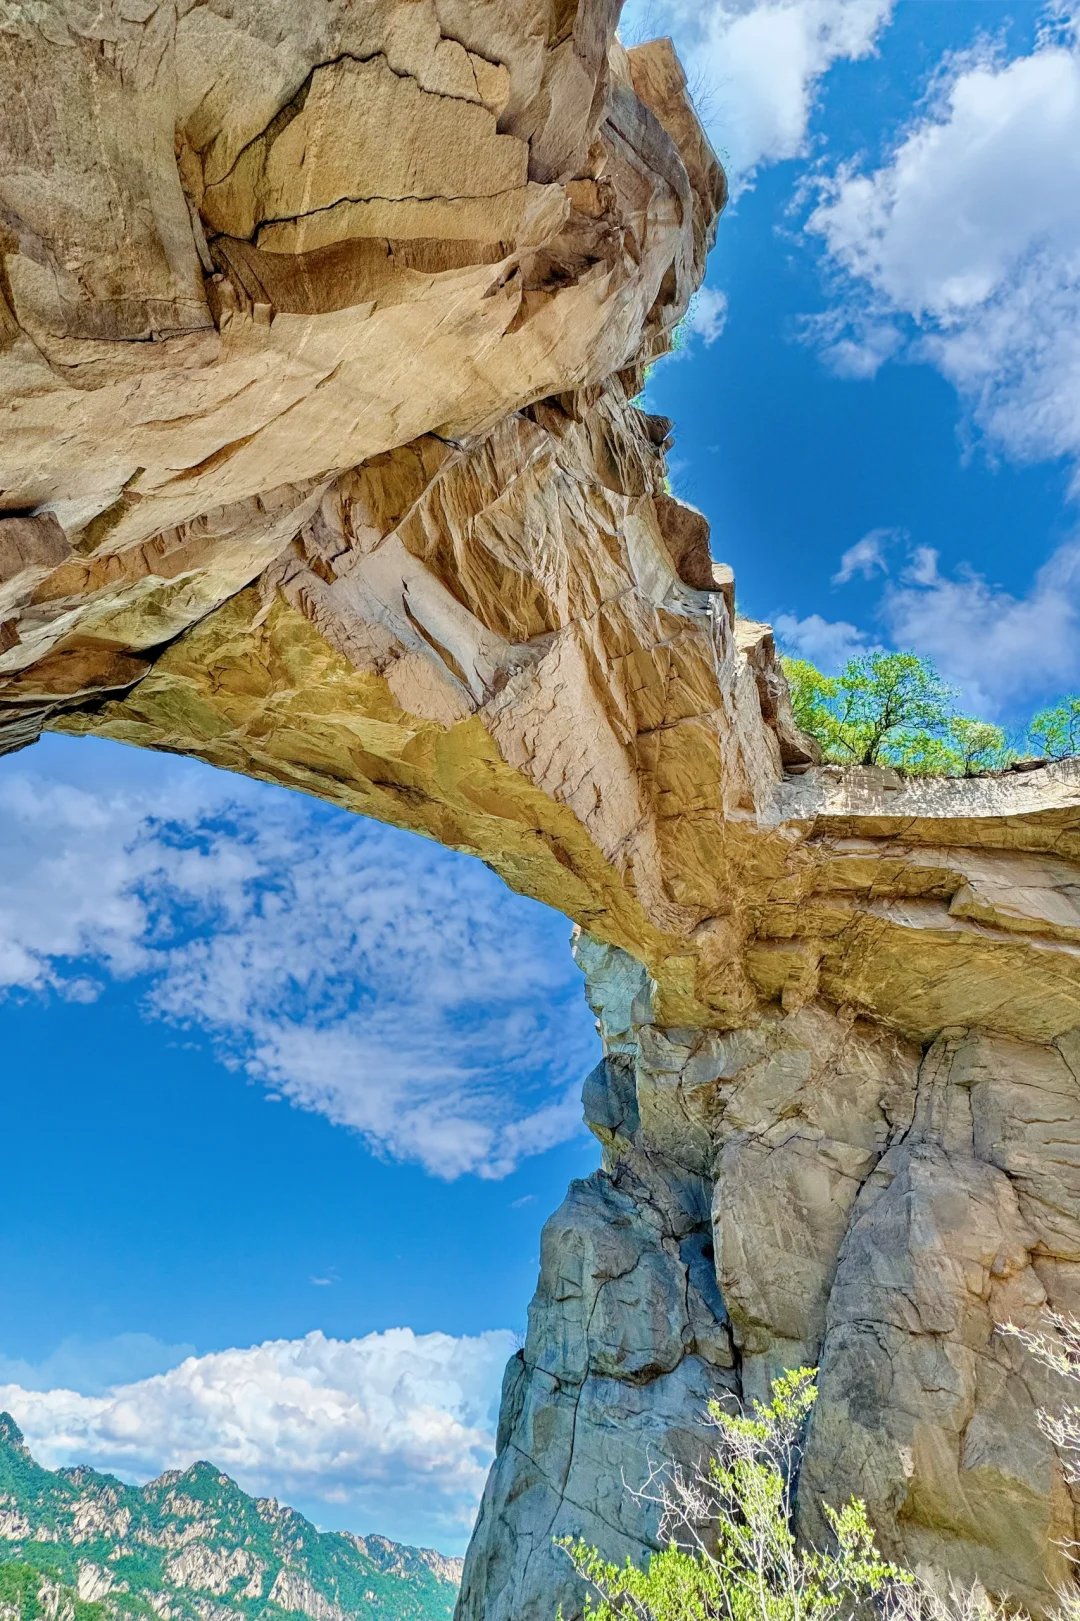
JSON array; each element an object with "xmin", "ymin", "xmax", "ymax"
[
  {"xmin": 558, "ymin": 1365, "xmax": 1080, "ymax": 1621},
  {"xmin": 558, "ymin": 1369, "xmax": 909, "ymax": 1621},
  {"xmin": 896, "ymin": 716, "xmax": 1014, "ymax": 778}
]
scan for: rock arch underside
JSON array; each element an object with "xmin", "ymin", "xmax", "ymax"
[{"xmin": 3, "ymin": 1, "xmax": 1080, "ymax": 1614}]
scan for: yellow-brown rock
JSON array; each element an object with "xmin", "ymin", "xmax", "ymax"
[{"xmin": 2, "ymin": 3, "xmax": 1080, "ymax": 1617}]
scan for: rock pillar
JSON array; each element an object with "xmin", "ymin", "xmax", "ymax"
[{"xmin": 459, "ymin": 949, "xmax": 1080, "ymax": 1619}]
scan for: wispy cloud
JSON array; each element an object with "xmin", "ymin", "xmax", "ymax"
[
  {"xmin": 0, "ymin": 752, "xmax": 598, "ymax": 1180},
  {"xmin": 0, "ymin": 1328, "xmax": 515, "ymax": 1550},
  {"xmin": 772, "ymin": 611, "xmax": 870, "ymax": 671},
  {"xmin": 831, "ymin": 527, "xmax": 898, "ymax": 584},
  {"xmin": 806, "ymin": 10, "xmax": 1080, "ymax": 479},
  {"xmin": 880, "ymin": 538, "xmax": 1080, "ymax": 714},
  {"xmin": 685, "ymin": 286, "xmax": 729, "ymax": 346},
  {"xmin": 0, "ymin": 1335, "xmax": 195, "ymax": 1399},
  {"xmin": 622, "ymin": 0, "xmax": 895, "ymax": 186},
  {"xmin": 775, "ymin": 531, "xmax": 1080, "ymax": 714}
]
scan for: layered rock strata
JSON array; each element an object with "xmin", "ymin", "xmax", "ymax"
[{"xmin": 2, "ymin": 3, "xmax": 1080, "ymax": 1618}]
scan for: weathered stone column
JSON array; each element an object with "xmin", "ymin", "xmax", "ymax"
[
  {"xmin": 461, "ymin": 952, "xmax": 1080, "ymax": 1619},
  {"xmin": 800, "ymin": 1029, "xmax": 1080, "ymax": 1607},
  {"xmin": 457, "ymin": 942, "xmax": 737, "ymax": 1621}
]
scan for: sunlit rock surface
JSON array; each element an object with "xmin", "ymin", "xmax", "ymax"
[{"xmin": 3, "ymin": 3, "xmax": 1080, "ymax": 1615}]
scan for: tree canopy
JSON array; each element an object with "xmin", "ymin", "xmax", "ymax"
[
  {"xmin": 782, "ymin": 651, "xmax": 1078, "ymax": 776},
  {"xmin": 1029, "ymin": 696, "xmax": 1080, "ymax": 761}
]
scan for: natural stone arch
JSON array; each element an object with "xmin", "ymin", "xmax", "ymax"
[{"xmin": 3, "ymin": 2, "xmax": 1080, "ymax": 1617}]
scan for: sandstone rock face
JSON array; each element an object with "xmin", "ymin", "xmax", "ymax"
[
  {"xmin": 459, "ymin": 936, "xmax": 1080, "ymax": 1618},
  {"xmin": 3, "ymin": 4, "xmax": 1080, "ymax": 1617},
  {"xmin": 460, "ymin": 945, "xmax": 739, "ymax": 1621}
]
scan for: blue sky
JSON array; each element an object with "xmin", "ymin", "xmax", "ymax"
[
  {"xmin": 2, "ymin": 0, "xmax": 1080, "ymax": 1558},
  {"xmin": 631, "ymin": 0, "xmax": 1080, "ymax": 725},
  {"xmin": 0, "ymin": 737, "xmax": 600, "ymax": 1547}
]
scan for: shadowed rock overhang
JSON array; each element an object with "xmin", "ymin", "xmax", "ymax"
[
  {"xmin": 1, "ymin": 0, "xmax": 1076, "ymax": 1033},
  {"xmin": 3, "ymin": 3, "xmax": 1080, "ymax": 1616}
]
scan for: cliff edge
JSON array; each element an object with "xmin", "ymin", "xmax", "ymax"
[{"xmin": 1, "ymin": 3, "xmax": 1079, "ymax": 1615}]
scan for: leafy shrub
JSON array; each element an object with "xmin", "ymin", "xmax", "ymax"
[
  {"xmin": 558, "ymin": 1368, "xmax": 909, "ymax": 1621},
  {"xmin": 896, "ymin": 717, "xmax": 1014, "ymax": 778},
  {"xmin": 1028, "ymin": 697, "xmax": 1080, "ymax": 761},
  {"xmin": 559, "ymin": 1359, "xmax": 1080, "ymax": 1621}
]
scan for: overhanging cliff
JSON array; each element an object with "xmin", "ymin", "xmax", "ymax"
[{"xmin": 2, "ymin": 3, "xmax": 1080, "ymax": 1616}]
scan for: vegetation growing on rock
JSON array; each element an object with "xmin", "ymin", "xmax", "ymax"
[
  {"xmin": 1029, "ymin": 697, "xmax": 1080, "ymax": 762},
  {"xmin": 561, "ymin": 1362, "xmax": 1080, "ymax": 1621},
  {"xmin": 782, "ymin": 651, "xmax": 1079, "ymax": 773},
  {"xmin": 559, "ymin": 1369, "xmax": 908, "ymax": 1621}
]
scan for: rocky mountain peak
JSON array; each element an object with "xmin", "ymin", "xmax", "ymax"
[
  {"xmin": 0, "ymin": 1415, "xmax": 28, "ymax": 1454},
  {"xmin": 0, "ymin": 1426, "xmax": 459, "ymax": 1621}
]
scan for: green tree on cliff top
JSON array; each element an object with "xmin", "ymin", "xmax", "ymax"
[
  {"xmin": 779, "ymin": 652, "xmax": 1080, "ymax": 775},
  {"xmin": 1028, "ymin": 696, "xmax": 1080, "ymax": 760},
  {"xmin": 783, "ymin": 652, "xmax": 963, "ymax": 769}
]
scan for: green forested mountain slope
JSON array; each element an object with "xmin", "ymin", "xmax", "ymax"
[{"xmin": 0, "ymin": 1415, "xmax": 461, "ymax": 1621}]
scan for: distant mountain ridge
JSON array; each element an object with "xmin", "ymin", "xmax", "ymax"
[{"xmin": 0, "ymin": 1414, "xmax": 461, "ymax": 1621}]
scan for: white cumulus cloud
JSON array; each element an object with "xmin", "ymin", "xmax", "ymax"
[
  {"xmin": 0, "ymin": 744, "xmax": 598, "ymax": 1180},
  {"xmin": 880, "ymin": 538, "xmax": 1080, "ymax": 715},
  {"xmin": 772, "ymin": 610, "xmax": 870, "ymax": 671},
  {"xmin": 685, "ymin": 286, "xmax": 729, "ymax": 345},
  {"xmin": 0, "ymin": 1328, "xmax": 515, "ymax": 1550},
  {"xmin": 774, "ymin": 531, "xmax": 1080, "ymax": 715},
  {"xmin": 621, "ymin": 0, "xmax": 894, "ymax": 184},
  {"xmin": 807, "ymin": 12, "xmax": 1080, "ymax": 476}
]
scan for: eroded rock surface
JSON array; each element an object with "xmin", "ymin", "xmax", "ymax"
[
  {"xmin": 3, "ymin": 3, "xmax": 1080, "ymax": 1616},
  {"xmin": 460, "ymin": 943, "xmax": 1080, "ymax": 1619}
]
